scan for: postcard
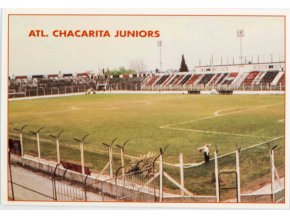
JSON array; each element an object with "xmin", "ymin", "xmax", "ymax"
[{"xmin": 0, "ymin": 8, "xmax": 288, "ymax": 208}]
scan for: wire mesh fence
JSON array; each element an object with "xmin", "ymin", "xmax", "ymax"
[{"xmin": 7, "ymin": 128, "xmax": 285, "ymax": 203}]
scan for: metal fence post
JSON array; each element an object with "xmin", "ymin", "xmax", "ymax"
[
  {"xmin": 179, "ymin": 153, "xmax": 184, "ymax": 197},
  {"xmin": 159, "ymin": 154, "xmax": 163, "ymax": 202},
  {"xmin": 214, "ymin": 149, "xmax": 219, "ymax": 202},
  {"xmin": 236, "ymin": 149, "xmax": 241, "ymax": 203},
  {"xmin": 73, "ymin": 135, "xmax": 89, "ymax": 175},
  {"xmin": 37, "ymin": 133, "xmax": 41, "ymax": 161},
  {"xmin": 14, "ymin": 124, "xmax": 27, "ymax": 157},
  {"xmin": 80, "ymin": 142, "xmax": 85, "ymax": 174},
  {"xmin": 31, "ymin": 127, "xmax": 45, "ymax": 162},
  {"xmin": 8, "ymin": 150, "xmax": 15, "ymax": 200},
  {"xmin": 270, "ymin": 146, "xmax": 278, "ymax": 202}
]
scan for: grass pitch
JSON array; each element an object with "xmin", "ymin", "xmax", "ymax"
[{"xmin": 8, "ymin": 94, "xmax": 285, "ymax": 195}]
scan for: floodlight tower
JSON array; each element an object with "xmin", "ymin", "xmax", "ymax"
[
  {"xmin": 50, "ymin": 130, "xmax": 64, "ymax": 164},
  {"xmin": 237, "ymin": 29, "xmax": 245, "ymax": 64},
  {"xmin": 30, "ymin": 127, "xmax": 45, "ymax": 162},
  {"xmin": 73, "ymin": 134, "xmax": 89, "ymax": 175},
  {"xmin": 103, "ymin": 138, "xmax": 117, "ymax": 178},
  {"xmin": 14, "ymin": 124, "xmax": 27, "ymax": 157},
  {"xmin": 157, "ymin": 40, "xmax": 163, "ymax": 72},
  {"xmin": 116, "ymin": 139, "xmax": 130, "ymax": 176}
]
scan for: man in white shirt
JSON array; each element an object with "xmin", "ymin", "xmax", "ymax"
[
  {"xmin": 198, "ymin": 144, "xmax": 210, "ymax": 165},
  {"xmin": 203, "ymin": 144, "xmax": 210, "ymax": 164}
]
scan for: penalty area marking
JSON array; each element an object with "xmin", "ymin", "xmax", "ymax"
[
  {"xmin": 160, "ymin": 102, "xmax": 283, "ymax": 128},
  {"xmin": 163, "ymin": 126, "xmax": 269, "ymax": 138},
  {"xmin": 160, "ymin": 102, "xmax": 283, "ymax": 139}
]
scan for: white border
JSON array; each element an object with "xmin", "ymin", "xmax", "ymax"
[{"xmin": 1, "ymin": 8, "xmax": 289, "ymax": 209}]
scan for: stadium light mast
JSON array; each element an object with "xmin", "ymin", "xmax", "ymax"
[
  {"xmin": 73, "ymin": 134, "xmax": 89, "ymax": 175},
  {"xmin": 237, "ymin": 29, "xmax": 245, "ymax": 64},
  {"xmin": 14, "ymin": 124, "xmax": 27, "ymax": 157},
  {"xmin": 50, "ymin": 130, "xmax": 64, "ymax": 164},
  {"xmin": 157, "ymin": 40, "xmax": 163, "ymax": 72}
]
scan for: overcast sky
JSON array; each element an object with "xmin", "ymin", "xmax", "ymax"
[{"xmin": 9, "ymin": 15, "xmax": 284, "ymax": 75}]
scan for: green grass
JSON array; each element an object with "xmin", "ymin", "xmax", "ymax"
[{"xmin": 8, "ymin": 94, "xmax": 285, "ymax": 195}]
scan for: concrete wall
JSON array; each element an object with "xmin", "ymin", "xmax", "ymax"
[{"xmin": 10, "ymin": 154, "xmax": 156, "ymax": 202}]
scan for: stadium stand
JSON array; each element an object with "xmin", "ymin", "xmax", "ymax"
[
  {"xmin": 184, "ymin": 74, "xmax": 199, "ymax": 85},
  {"xmin": 145, "ymin": 75, "xmax": 160, "ymax": 86},
  {"xmin": 197, "ymin": 74, "xmax": 215, "ymax": 85},
  {"xmin": 216, "ymin": 73, "xmax": 228, "ymax": 85},
  {"xmin": 208, "ymin": 73, "xmax": 222, "ymax": 86},
  {"xmin": 8, "ymin": 63, "xmax": 285, "ymax": 98},
  {"xmin": 260, "ymin": 71, "xmax": 279, "ymax": 85},
  {"xmin": 242, "ymin": 71, "xmax": 260, "ymax": 85},
  {"xmin": 179, "ymin": 74, "xmax": 192, "ymax": 85},
  {"xmin": 222, "ymin": 72, "xmax": 238, "ymax": 85},
  {"xmin": 155, "ymin": 75, "xmax": 170, "ymax": 85}
]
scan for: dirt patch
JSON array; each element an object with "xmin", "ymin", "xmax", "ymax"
[{"xmin": 242, "ymin": 166, "xmax": 284, "ymax": 194}]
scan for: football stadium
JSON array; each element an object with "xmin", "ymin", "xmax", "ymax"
[
  {"xmin": 8, "ymin": 59, "xmax": 285, "ymax": 203},
  {"xmin": 6, "ymin": 14, "xmax": 285, "ymax": 204}
]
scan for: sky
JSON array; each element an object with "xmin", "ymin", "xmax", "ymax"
[{"xmin": 9, "ymin": 15, "xmax": 284, "ymax": 75}]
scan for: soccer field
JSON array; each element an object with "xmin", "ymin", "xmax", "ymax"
[
  {"xmin": 8, "ymin": 93, "xmax": 285, "ymax": 195},
  {"xmin": 9, "ymin": 94, "xmax": 284, "ymax": 163}
]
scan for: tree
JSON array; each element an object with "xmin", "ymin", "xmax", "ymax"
[
  {"xmin": 179, "ymin": 54, "xmax": 189, "ymax": 72},
  {"xmin": 129, "ymin": 59, "xmax": 147, "ymax": 73}
]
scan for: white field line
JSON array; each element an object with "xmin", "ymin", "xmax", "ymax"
[
  {"xmin": 160, "ymin": 102, "xmax": 283, "ymax": 128},
  {"xmin": 181, "ymin": 136, "xmax": 284, "ymax": 168},
  {"xmin": 214, "ymin": 106, "xmax": 251, "ymax": 116},
  {"xmin": 159, "ymin": 102, "xmax": 282, "ymax": 139},
  {"xmin": 9, "ymin": 102, "xmax": 284, "ymax": 168},
  {"xmin": 162, "ymin": 126, "xmax": 268, "ymax": 138}
]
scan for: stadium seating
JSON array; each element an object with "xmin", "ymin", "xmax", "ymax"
[
  {"xmin": 145, "ymin": 76, "xmax": 160, "ymax": 86},
  {"xmin": 216, "ymin": 73, "xmax": 228, "ymax": 85},
  {"xmin": 222, "ymin": 72, "xmax": 238, "ymax": 85},
  {"xmin": 260, "ymin": 71, "xmax": 279, "ymax": 85},
  {"xmin": 277, "ymin": 74, "xmax": 285, "ymax": 85},
  {"xmin": 242, "ymin": 71, "xmax": 260, "ymax": 85},
  {"xmin": 197, "ymin": 74, "xmax": 215, "ymax": 85},
  {"xmin": 8, "ymin": 67, "xmax": 285, "ymax": 98},
  {"xmin": 179, "ymin": 74, "xmax": 192, "ymax": 85},
  {"xmin": 186, "ymin": 74, "xmax": 201, "ymax": 85},
  {"xmin": 208, "ymin": 74, "xmax": 222, "ymax": 86},
  {"xmin": 155, "ymin": 75, "xmax": 169, "ymax": 85}
]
